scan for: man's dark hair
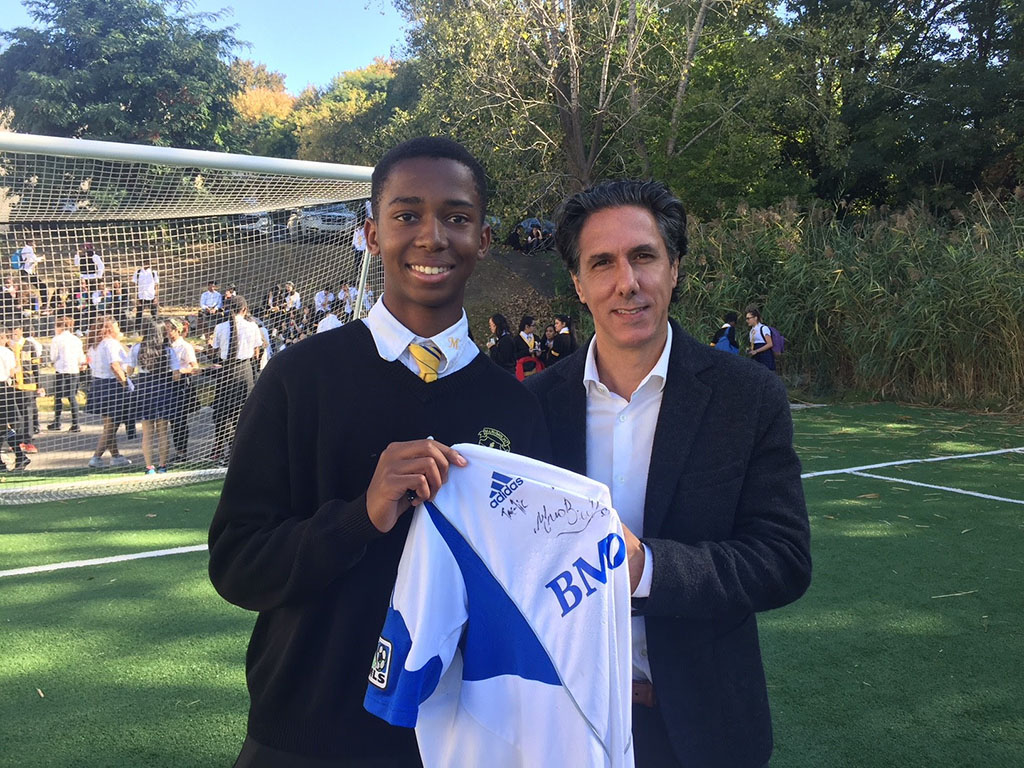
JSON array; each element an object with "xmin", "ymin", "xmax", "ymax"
[
  {"xmin": 553, "ymin": 179, "xmax": 687, "ymax": 275},
  {"xmin": 519, "ymin": 315, "xmax": 534, "ymax": 333},
  {"xmin": 371, "ymin": 136, "xmax": 489, "ymax": 220},
  {"xmin": 724, "ymin": 311, "xmax": 738, "ymax": 324}
]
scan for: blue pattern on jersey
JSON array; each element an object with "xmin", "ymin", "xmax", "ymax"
[
  {"xmin": 425, "ymin": 501, "xmax": 561, "ymax": 685},
  {"xmin": 363, "ymin": 604, "xmax": 444, "ymax": 728}
]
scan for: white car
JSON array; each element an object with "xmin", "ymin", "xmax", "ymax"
[
  {"xmin": 295, "ymin": 203, "xmax": 358, "ymax": 239},
  {"xmin": 234, "ymin": 211, "xmax": 274, "ymax": 236}
]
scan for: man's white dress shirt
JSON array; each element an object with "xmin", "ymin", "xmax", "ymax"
[{"xmin": 583, "ymin": 324, "xmax": 672, "ymax": 683}]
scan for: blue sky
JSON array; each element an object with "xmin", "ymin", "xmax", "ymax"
[{"xmin": 0, "ymin": 0, "xmax": 410, "ymax": 94}]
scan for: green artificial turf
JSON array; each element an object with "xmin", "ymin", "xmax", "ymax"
[
  {"xmin": 0, "ymin": 482, "xmax": 222, "ymax": 571},
  {"xmin": 765, "ymin": 405, "xmax": 1024, "ymax": 767},
  {"xmin": 0, "ymin": 405, "xmax": 1021, "ymax": 767},
  {"xmin": 791, "ymin": 402, "xmax": 1023, "ymax": 475}
]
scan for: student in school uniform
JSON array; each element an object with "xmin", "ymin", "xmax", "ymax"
[
  {"xmin": 486, "ymin": 313, "xmax": 517, "ymax": 375},
  {"xmin": 48, "ymin": 315, "xmax": 87, "ymax": 432},
  {"xmin": 209, "ymin": 295, "xmax": 262, "ymax": 464},
  {"xmin": 547, "ymin": 313, "xmax": 578, "ymax": 365},
  {"xmin": 0, "ymin": 328, "xmax": 30, "ymax": 471},
  {"xmin": 745, "ymin": 307, "xmax": 775, "ymax": 371},
  {"xmin": 165, "ymin": 318, "xmax": 199, "ymax": 463},
  {"xmin": 133, "ymin": 260, "xmax": 160, "ymax": 330},
  {"xmin": 128, "ymin": 319, "xmax": 174, "ymax": 473},
  {"xmin": 208, "ymin": 136, "xmax": 548, "ymax": 767},
  {"xmin": 85, "ymin": 316, "xmax": 132, "ymax": 468}
]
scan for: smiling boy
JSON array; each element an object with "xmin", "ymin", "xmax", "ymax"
[{"xmin": 209, "ymin": 137, "xmax": 549, "ymax": 767}]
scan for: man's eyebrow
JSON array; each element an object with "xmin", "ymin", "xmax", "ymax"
[{"xmin": 583, "ymin": 243, "xmax": 660, "ymax": 261}]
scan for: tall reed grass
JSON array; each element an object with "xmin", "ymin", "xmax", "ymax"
[{"xmin": 676, "ymin": 193, "xmax": 1024, "ymax": 408}]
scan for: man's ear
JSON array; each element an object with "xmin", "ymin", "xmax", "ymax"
[
  {"xmin": 365, "ymin": 218, "xmax": 379, "ymax": 256},
  {"xmin": 571, "ymin": 272, "xmax": 585, "ymax": 304},
  {"xmin": 477, "ymin": 222, "xmax": 492, "ymax": 261}
]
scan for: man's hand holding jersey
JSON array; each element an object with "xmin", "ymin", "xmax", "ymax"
[{"xmin": 367, "ymin": 439, "xmax": 468, "ymax": 533}]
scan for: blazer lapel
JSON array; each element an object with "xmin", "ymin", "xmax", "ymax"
[
  {"xmin": 544, "ymin": 343, "xmax": 589, "ymax": 476},
  {"xmin": 643, "ymin": 323, "xmax": 712, "ymax": 538}
]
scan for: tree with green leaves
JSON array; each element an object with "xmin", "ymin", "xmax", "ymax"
[
  {"xmin": 776, "ymin": 0, "xmax": 1023, "ymax": 206},
  {"xmin": 0, "ymin": 0, "xmax": 239, "ymax": 149},
  {"xmin": 222, "ymin": 59, "xmax": 298, "ymax": 158},
  {"xmin": 394, "ymin": 0, "xmax": 793, "ymax": 219},
  {"xmin": 294, "ymin": 58, "xmax": 420, "ymax": 166}
]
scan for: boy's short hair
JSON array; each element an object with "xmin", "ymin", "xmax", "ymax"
[{"xmin": 371, "ymin": 136, "xmax": 489, "ymax": 220}]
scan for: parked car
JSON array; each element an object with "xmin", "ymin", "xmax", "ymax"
[
  {"xmin": 294, "ymin": 203, "xmax": 358, "ymax": 239},
  {"xmin": 234, "ymin": 211, "xmax": 274, "ymax": 236}
]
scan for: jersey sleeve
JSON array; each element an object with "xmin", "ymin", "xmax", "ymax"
[{"xmin": 364, "ymin": 503, "xmax": 468, "ymax": 728}]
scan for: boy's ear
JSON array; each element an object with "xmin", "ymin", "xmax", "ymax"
[
  {"xmin": 477, "ymin": 222, "xmax": 492, "ymax": 260},
  {"xmin": 365, "ymin": 218, "xmax": 379, "ymax": 255}
]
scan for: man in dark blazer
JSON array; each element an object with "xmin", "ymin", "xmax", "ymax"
[{"xmin": 525, "ymin": 180, "xmax": 811, "ymax": 768}]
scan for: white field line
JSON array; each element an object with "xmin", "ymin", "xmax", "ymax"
[
  {"xmin": 4, "ymin": 447, "xmax": 1023, "ymax": 579},
  {"xmin": 850, "ymin": 471, "xmax": 1024, "ymax": 506},
  {"xmin": 0, "ymin": 544, "xmax": 207, "ymax": 579},
  {"xmin": 800, "ymin": 446, "xmax": 1024, "ymax": 479},
  {"xmin": 0, "ymin": 467, "xmax": 227, "ymax": 505}
]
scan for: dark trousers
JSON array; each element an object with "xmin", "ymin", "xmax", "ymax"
[
  {"xmin": 52, "ymin": 373, "xmax": 80, "ymax": 425},
  {"xmin": 170, "ymin": 416, "xmax": 189, "ymax": 458},
  {"xmin": 198, "ymin": 309, "xmax": 222, "ymax": 336},
  {"xmin": 14, "ymin": 390, "xmax": 34, "ymax": 441},
  {"xmin": 235, "ymin": 735, "xmax": 413, "ymax": 768},
  {"xmin": 633, "ymin": 704, "xmax": 685, "ymax": 768},
  {"xmin": 0, "ymin": 385, "xmax": 25, "ymax": 465},
  {"xmin": 135, "ymin": 299, "xmax": 159, "ymax": 329},
  {"xmin": 213, "ymin": 360, "xmax": 254, "ymax": 456},
  {"xmin": 632, "ymin": 703, "xmax": 771, "ymax": 768}
]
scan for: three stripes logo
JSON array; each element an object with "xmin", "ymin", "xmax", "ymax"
[{"xmin": 489, "ymin": 470, "xmax": 524, "ymax": 508}]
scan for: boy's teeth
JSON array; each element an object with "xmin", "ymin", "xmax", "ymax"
[{"xmin": 412, "ymin": 265, "xmax": 449, "ymax": 275}]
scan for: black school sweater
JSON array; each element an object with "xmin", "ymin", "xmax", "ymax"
[{"xmin": 209, "ymin": 321, "xmax": 550, "ymax": 764}]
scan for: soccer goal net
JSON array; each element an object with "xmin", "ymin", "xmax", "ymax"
[{"xmin": 0, "ymin": 132, "xmax": 374, "ymax": 502}]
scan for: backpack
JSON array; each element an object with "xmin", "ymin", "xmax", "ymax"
[
  {"xmin": 713, "ymin": 326, "xmax": 739, "ymax": 354},
  {"xmin": 10, "ymin": 248, "xmax": 23, "ymax": 271},
  {"xmin": 767, "ymin": 326, "xmax": 785, "ymax": 355}
]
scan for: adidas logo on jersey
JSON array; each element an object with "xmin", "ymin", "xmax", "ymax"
[{"xmin": 489, "ymin": 470, "xmax": 524, "ymax": 508}]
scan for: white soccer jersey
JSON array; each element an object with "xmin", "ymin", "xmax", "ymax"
[{"xmin": 364, "ymin": 443, "xmax": 634, "ymax": 768}]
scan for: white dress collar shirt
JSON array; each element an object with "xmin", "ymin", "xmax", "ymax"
[
  {"xmin": 583, "ymin": 322, "xmax": 672, "ymax": 683},
  {"xmin": 363, "ymin": 297, "xmax": 478, "ymax": 379},
  {"xmin": 51, "ymin": 330, "xmax": 86, "ymax": 374}
]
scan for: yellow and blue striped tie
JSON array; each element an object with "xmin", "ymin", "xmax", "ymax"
[{"xmin": 409, "ymin": 340, "xmax": 443, "ymax": 383}]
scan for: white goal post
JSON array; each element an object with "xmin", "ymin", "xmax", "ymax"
[{"xmin": 0, "ymin": 132, "xmax": 375, "ymax": 498}]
